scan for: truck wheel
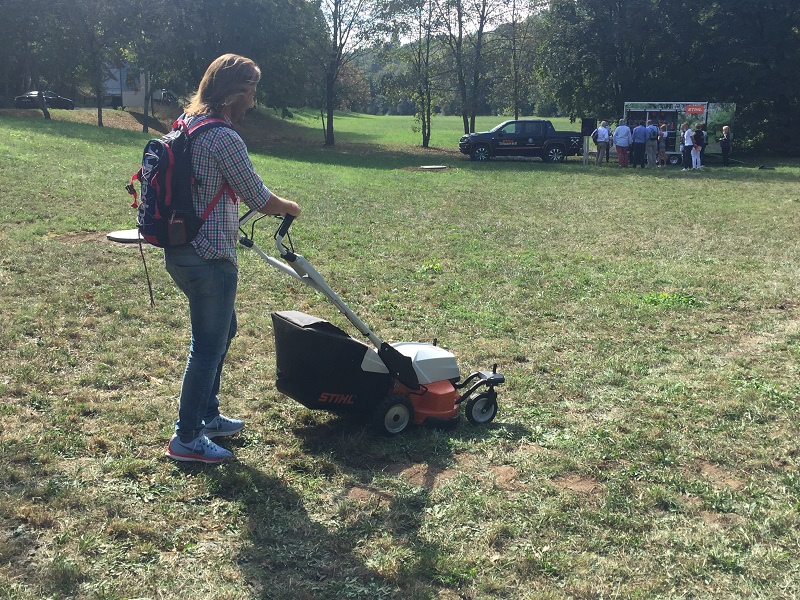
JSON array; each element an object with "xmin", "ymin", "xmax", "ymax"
[
  {"xmin": 373, "ymin": 395, "xmax": 414, "ymax": 435},
  {"xmin": 668, "ymin": 154, "xmax": 681, "ymax": 165},
  {"xmin": 543, "ymin": 145, "xmax": 566, "ymax": 163},
  {"xmin": 471, "ymin": 144, "xmax": 492, "ymax": 161},
  {"xmin": 465, "ymin": 393, "xmax": 498, "ymax": 425}
]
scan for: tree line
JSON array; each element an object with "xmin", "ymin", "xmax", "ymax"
[{"xmin": 3, "ymin": 0, "xmax": 798, "ymax": 153}]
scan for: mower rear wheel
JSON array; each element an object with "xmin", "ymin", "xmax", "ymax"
[
  {"xmin": 465, "ymin": 393, "xmax": 498, "ymax": 425},
  {"xmin": 374, "ymin": 395, "xmax": 414, "ymax": 435}
]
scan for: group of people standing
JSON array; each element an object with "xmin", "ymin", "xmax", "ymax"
[
  {"xmin": 679, "ymin": 122, "xmax": 732, "ymax": 169},
  {"xmin": 592, "ymin": 120, "xmax": 732, "ymax": 169}
]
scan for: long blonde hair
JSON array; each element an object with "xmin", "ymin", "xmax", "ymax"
[{"xmin": 184, "ymin": 54, "xmax": 261, "ymax": 116}]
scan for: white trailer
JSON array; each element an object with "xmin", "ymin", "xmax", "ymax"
[{"xmin": 104, "ymin": 64, "xmax": 146, "ymax": 109}]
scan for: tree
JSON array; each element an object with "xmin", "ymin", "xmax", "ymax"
[
  {"xmin": 437, "ymin": 0, "xmax": 504, "ymax": 133},
  {"xmin": 437, "ymin": 0, "xmax": 470, "ymax": 133},
  {"xmin": 532, "ymin": 0, "xmax": 800, "ymax": 152},
  {"xmin": 533, "ymin": 0, "xmax": 695, "ymax": 119},
  {"xmin": 411, "ymin": 9, "xmax": 435, "ymax": 147},
  {"xmin": 310, "ymin": 0, "xmax": 381, "ymax": 145},
  {"xmin": 395, "ymin": 0, "xmax": 438, "ymax": 146},
  {"xmin": 689, "ymin": 0, "xmax": 800, "ymax": 154},
  {"xmin": 73, "ymin": 2, "xmax": 122, "ymax": 126},
  {"xmin": 501, "ymin": 0, "xmax": 538, "ymax": 118},
  {"xmin": 2, "ymin": 0, "xmax": 86, "ymax": 105}
]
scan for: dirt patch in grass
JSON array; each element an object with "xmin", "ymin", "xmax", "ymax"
[
  {"xmin": 679, "ymin": 461, "xmax": 744, "ymax": 492},
  {"xmin": 0, "ymin": 107, "xmax": 179, "ymax": 134},
  {"xmin": 491, "ymin": 464, "xmax": 523, "ymax": 491},
  {"xmin": 364, "ymin": 456, "xmax": 524, "ymax": 493},
  {"xmin": 700, "ymin": 510, "xmax": 745, "ymax": 528},
  {"xmin": 384, "ymin": 461, "xmax": 459, "ymax": 490},
  {"xmin": 552, "ymin": 474, "xmax": 603, "ymax": 495},
  {"xmin": 723, "ymin": 304, "xmax": 800, "ymax": 359},
  {"xmin": 697, "ymin": 460, "xmax": 745, "ymax": 491},
  {"xmin": 345, "ymin": 485, "xmax": 394, "ymax": 504}
]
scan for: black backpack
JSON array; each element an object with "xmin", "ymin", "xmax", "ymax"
[{"xmin": 126, "ymin": 116, "xmax": 233, "ymax": 247}]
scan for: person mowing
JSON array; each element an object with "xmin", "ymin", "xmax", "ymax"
[{"xmin": 165, "ymin": 54, "xmax": 301, "ymax": 463}]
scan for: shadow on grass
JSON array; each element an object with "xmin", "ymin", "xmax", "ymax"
[
  {"xmin": 206, "ymin": 461, "xmax": 398, "ymax": 599},
  {"xmin": 266, "ymin": 142, "xmax": 455, "ymax": 171},
  {"xmin": 286, "ymin": 415, "xmax": 531, "ymax": 592},
  {"xmin": 127, "ymin": 110, "xmax": 172, "ymax": 135},
  {"xmin": 198, "ymin": 414, "xmax": 530, "ymax": 598}
]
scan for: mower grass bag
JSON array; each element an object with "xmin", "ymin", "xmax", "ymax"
[{"xmin": 272, "ymin": 310, "xmax": 391, "ymax": 412}]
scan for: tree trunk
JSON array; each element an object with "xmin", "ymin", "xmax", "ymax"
[
  {"xmin": 142, "ymin": 70, "xmax": 150, "ymax": 134},
  {"xmin": 423, "ymin": 92, "xmax": 431, "ymax": 147},
  {"xmin": 96, "ymin": 92, "xmax": 104, "ymax": 127},
  {"xmin": 325, "ymin": 69, "xmax": 336, "ymax": 146},
  {"xmin": 458, "ymin": 63, "xmax": 469, "ymax": 134}
]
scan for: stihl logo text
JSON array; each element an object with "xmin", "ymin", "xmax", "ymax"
[{"xmin": 318, "ymin": 393, "xmax": 356, "ymax": 405}]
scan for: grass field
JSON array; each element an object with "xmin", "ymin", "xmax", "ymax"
[{"xmin": 1, "ymin": 107, "xmax": 800, "ymax": 599}]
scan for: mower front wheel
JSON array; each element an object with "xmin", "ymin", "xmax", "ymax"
[
  {"xmin": 373, "ymin": 395, "xmax": 414, "ymax": 435},
  {"xmin": 465, "ymin": 393, "xmax": 498, "ymax": 425}
]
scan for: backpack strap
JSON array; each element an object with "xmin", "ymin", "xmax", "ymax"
[
  {"xmin": 185, "ymin": 116, "xmax": 231, "ymax": 138},
  {"xmin": 181, "ymin": 115, "xmax": 236, "ymax": 213},
  {"xmin": 170, "ymin": 115, "xmax": 230, "ymax": 136},
  {"xmin": 126, "ymin": 169, "xmax": 142, "ymax": 206},
  {"xmin": 199, "ymin": 182, "xmax": 235, "ymax": 220}
]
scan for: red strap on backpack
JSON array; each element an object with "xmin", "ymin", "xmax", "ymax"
[
  {"xmin": 184, "ymin": 116, "xmax": 237, "ymax": 214},
  {"xmin": 201, "ymin": 182, "xmax": 236, "ymax": 220},
  {"xmin": 126, "ymin": 170, "xmax": 141, "ymax": 207}
]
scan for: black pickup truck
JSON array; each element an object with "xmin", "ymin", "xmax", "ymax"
[{"xmin": 459, "ymin": 119, "xmax": 583, "ymax": 162}]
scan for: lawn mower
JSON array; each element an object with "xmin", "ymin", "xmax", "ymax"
[{"xmin": 238, "ymin": 211, "xmax": 505, "ymax": 435}]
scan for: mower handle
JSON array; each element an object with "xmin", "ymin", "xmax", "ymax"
[
  {"xmin": 238, "ymin": 211, "xmax": 296, "ymax": 260},
  {"xmin": 237, "ymin": 210, "xmax": 416, "ymax": 382},
  {"xmin": 276, "ymin": 214, "xmax": 295, "ymax": 238}
]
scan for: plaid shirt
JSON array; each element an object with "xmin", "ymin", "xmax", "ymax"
[{"xmin": 185, "ymin": 114, "xmax": 271, "ymax": 267}]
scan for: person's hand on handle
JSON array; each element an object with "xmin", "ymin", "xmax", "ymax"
[{"xmin": 259, "ymin": 193, "xmax": 301, "ymax": 218}]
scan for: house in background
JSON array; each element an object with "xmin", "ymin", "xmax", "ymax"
[{"xmin": 104, "ymin": 64, "xmax": 147, "ymax": 109}]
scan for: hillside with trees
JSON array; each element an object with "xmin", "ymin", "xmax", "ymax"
[{"xmin": 3, "ymin": 0, "xmax": 798, "ymax": 153}]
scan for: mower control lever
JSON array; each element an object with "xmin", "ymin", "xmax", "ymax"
[{"xmin": 274, "ymin": 215, "xmax": 296, "ymax": 261}]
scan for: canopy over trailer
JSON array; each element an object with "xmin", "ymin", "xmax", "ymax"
[{"xmin": 622, "ymin": 101, "xmax": 736, "ymax": 165}]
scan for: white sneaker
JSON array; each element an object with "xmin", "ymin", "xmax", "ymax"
[{"xmin": 166, "ymin": 434, "xmax": 232, "ymax": 464}]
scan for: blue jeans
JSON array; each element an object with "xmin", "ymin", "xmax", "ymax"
[{"xmin": 165, "ymin": 245, "xmax": 238, "ymax": 442}]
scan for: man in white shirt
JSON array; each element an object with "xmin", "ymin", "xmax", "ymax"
[{"xmin": 593, "ymin": 121, "xmax": 611, "ymax": 165}]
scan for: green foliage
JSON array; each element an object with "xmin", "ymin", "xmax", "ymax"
[
  {"xmin": 5, "ymin": 0, "xmax": 796, "ymax": 154},
  {"xmin": 531, "ymin": 0, "xmax": 800, "ymax": 153}
]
